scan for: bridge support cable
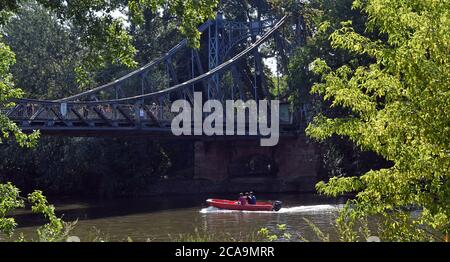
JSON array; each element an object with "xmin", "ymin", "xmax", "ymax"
[
  {"xmin": 56, "ymin": 20, "xmax": 214, "ymax": 102},
  {"xmin": 7, "ymin": 16, "xmax": 288, "ymax": 133},
  {"xmin": 35, "ymin": 16, "xmax": 282, "ymax": 105}
]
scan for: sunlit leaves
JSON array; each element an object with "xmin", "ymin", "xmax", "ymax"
[
  {"xmin": 307, "ymin": 0, "xmax": 450, "ymax": 240},
  {"xmin": 28, "ymin": 190, "xmax": 69, "ymax": 242},
  {"xmin": 128, "ymin": 0, "xmax": 218, "ymax": 48},
  {"xmin": 0, "ymin": 41, "xmax": 22, "ymax": 107},
  {"xmin": 74, "ymin": 18, "xmax": 138, "ymax": 88},
  {"xmin": 0, "ymin": 182, "xmax": 23, "ymax": 237},
  {"xmin": 0, "ymin": 183, "xmax": 72, "ymax": 241},
  {"xmin": 0, "ymin": 0, "xmax": 218, "ymax": 86},
  {"xmin": 316, "ymin": 176, "xmax": 364, "ymax": 197},
  {"xmin": 0, "ymin": 37, "xmax": 39, "ymax": 147}
]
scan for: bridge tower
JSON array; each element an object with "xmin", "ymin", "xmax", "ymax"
[
  {"xmin": 205, "ymin": 11, "xmax": 265, "ymax": 101},
  {"xmin": 207, "ymin": 12, "xmax": 221, "ymax": 100}
]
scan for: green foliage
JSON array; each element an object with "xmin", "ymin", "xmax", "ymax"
[
  {"xmin": 3, "ymin": 3, "xmax": 82, "ymax": 99},
  {"xmin": 307, "ymin": 0, "xmax": 450, "ymax": 241},
  {"xmin": 28, "ymin": 190, "xmax": 74, "ymax": 241},
  {"xmin": 301, "ymin": 218, "xmax": 330, "ymax": 242},
  {"xmin": 258, "ymin": 224, "xmax": 292, "ymax": 242},
  {"xmin": 0, "ymin": 3, "xmax": 40, "ymax": 147},
  {"xmin": 129, "ymin": 0, "xmax": 218, "ymax": 48},
  {"xmin": 73, "ymin": 17, "xmax": 138, "ymax": 88},
  {"xmin": 0, "ymin": 37, "xmax": 39, "ymax": 147},
  {"xmin": 0, "ymin": 182, "xmax": 74, "ymax": 241},
  {"xmin": 0, "ymin": 6, "xmax": 55, "ymax": 241},
  {"xmin": 258, "ymin": 222, "xmax": 331, "ymax": 242},
  {"xmin": 0, "ymin": 0, "xmax": 218, "ymax": 86},
  {"xmin": 0, "ymin": 182, "xmax": 23, "ymax": 236},
  {"xmin": 0, "ymin": 5, "xmax": 188, "ymax": 198},
  {"xmin": 257, "ymin": 218, "xmax": 375, "ymax": 242},
  {"xmin": 0, "ymin": 137, "xmax": 173, "ymax": 197},
  {"xmin": 171, "ymin": 227, "xmax": 261, "ymax": 242},
  {"xmin": 287, "ymin": 0, "xmax": 388, "ymax": 181}
]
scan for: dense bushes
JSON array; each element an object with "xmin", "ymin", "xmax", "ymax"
[{"xmin": 0, "ymin": 137, "xmax": 184, "ymax": 197}]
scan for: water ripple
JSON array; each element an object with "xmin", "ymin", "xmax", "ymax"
[{"xmin": 200, "ymin": 204, "xmax": 342, "ymax": 214}]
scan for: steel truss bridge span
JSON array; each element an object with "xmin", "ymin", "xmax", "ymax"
[{"xmin": 6, "ymin": 15, "xmax": 293, "ymax": 137}]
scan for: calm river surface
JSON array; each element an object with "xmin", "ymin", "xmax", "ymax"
[{"xmin": 13, "ymin": 193, "xmax": 347, "ymax": 241}]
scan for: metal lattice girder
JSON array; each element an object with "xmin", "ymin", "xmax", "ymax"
[
  {"xmin": 133, "ymin": 101, "xmax": 141, "ymax": 126},
  {"xmin": 166, "ymin": 57, "xmax": 185, "ymax": 100},
  {"xmin": 52, "ymin": 16, "xmax": 280, "ymax": 104},
  {"xmin": 116, "ymin": 104, "xmax": 135, "ymax": 125},
  {"xmin": 6, "ymin": 16, "xmax": 289, "ymax": 135},
  {"xmin": 93, "ymin": 106, "xmax": 115, "ymax": 126},
  {"xmin": 208, "ymin": 16, "xmax": 221, "ymax": 100},
  {"xmin": 70, "ymin": 107, "xmax": 91, "ymax": 126},
  {"xmin": 49, "ymin": 106, "xmax": 72, "ymax": 127},
  {"xmin": 57, "ymin": 20, "xmax": 215, "ymax": 103},
  {"xmin": 142, "ymin": 104, "xmax": 161, "ymax": 127},
  {"xmin": 183, "ymin": 88, "xmax": 195, "ymax": 106}
]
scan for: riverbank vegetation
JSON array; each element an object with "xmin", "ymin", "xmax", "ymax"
[
  {"xmin": 307, "ymin": 0, "xmax": 449, "ymax": 241},
  {"xmin": 0, "ymin": 0, "xmax": 218, "ymax": 241},
  {"xmin": 1, "ymin": 0, "xmax": 449, "ymax": 241},
  {"xmin": 0, "ymin": 182, "xmax": 75, "ymax": 241}
]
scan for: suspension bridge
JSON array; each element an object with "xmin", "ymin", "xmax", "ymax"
[
  {"xmin": 5, "ymin": 14, "xmax": 302, "ymax": 138},
  {"xmin": 4, "ymin": 13, "xmax": 319, "ymax": 183}
]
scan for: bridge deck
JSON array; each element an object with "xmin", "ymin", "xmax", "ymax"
[{"xmin": 15, "ymin": 121, "xmax": 301, "ymax": 139}]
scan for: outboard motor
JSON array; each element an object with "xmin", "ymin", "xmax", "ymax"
[{"xmin": 272, "ymin": 201, "xmax": 283, "ymax": 211}]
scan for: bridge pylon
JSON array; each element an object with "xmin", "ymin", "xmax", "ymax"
[{"xmin": 6, "ymin": 15, "xmax": 289, "ymax": 136}]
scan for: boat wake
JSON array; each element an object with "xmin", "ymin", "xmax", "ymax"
[
  {"xmin": 200, "ymin": 204, "xmax": 341, "ymax": 214},
  {"xmin": 277, "ymin": 204, "xmax": 341, "ymax": 213}
]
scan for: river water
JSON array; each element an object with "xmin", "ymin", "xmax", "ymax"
[{"xmin": 12, "ymin": 193, "xmax": 347, "ymax": 242}]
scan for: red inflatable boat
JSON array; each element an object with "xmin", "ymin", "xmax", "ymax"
[{"xmin": 206, "ymin": 199, "xmax": 282, "ymax": 211}]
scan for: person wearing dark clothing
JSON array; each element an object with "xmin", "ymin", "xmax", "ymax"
[{"xmin": 248, "ymin": 192, "xmax": 257, "ymax": 205}]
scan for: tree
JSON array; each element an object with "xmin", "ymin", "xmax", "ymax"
[
  {"xmin": 0, "ymin": 36, "xmax": 68, "ymax": 241},
  {"xmin": 307, "ymin": 0, "xmax": 450, "ymax": 241},
  {"xmin": 3, "ymin": 2, "xmax": 82, "ymax": 99},
  {"xmin": 0, "ymin": 2, "xmax": 191, "ymax": 198},
  {"xmin": 0, "ymin": 0, "xmax": 218, "ymax": 241},
  {"xmin": 0, "ymin": 0, "xmax": 218, "ymax": 142},
  {"xmin": 0, "ymin": 37, "xmax": 38, "ymax": 147},
  {"xmin": 1, "ymin": 0, "xmax": 218, "ymax": 86},
  {"xmin": 287, "ymin": 0, "xmax": 391, "ymax": 182}
]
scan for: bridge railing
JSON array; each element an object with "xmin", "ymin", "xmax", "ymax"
[
  {"xmin": 5, "ymin": 15, "xmax": 291, "ymax": 136},
  {"xmin": 7, "ymin": 98, "xmax": 292, "ymax": 134},
  {"xmin": 7, "ymin": 99, "xmax": 177, "ymax": 129}
]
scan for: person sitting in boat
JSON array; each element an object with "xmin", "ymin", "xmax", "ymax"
[
  {"xmin": 248, "ymin": 191, "xmax": 257, "ymax": 205},
  {"xmin": 238, "ymin": 193, "xmax": 247, "ymax": 205}
]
